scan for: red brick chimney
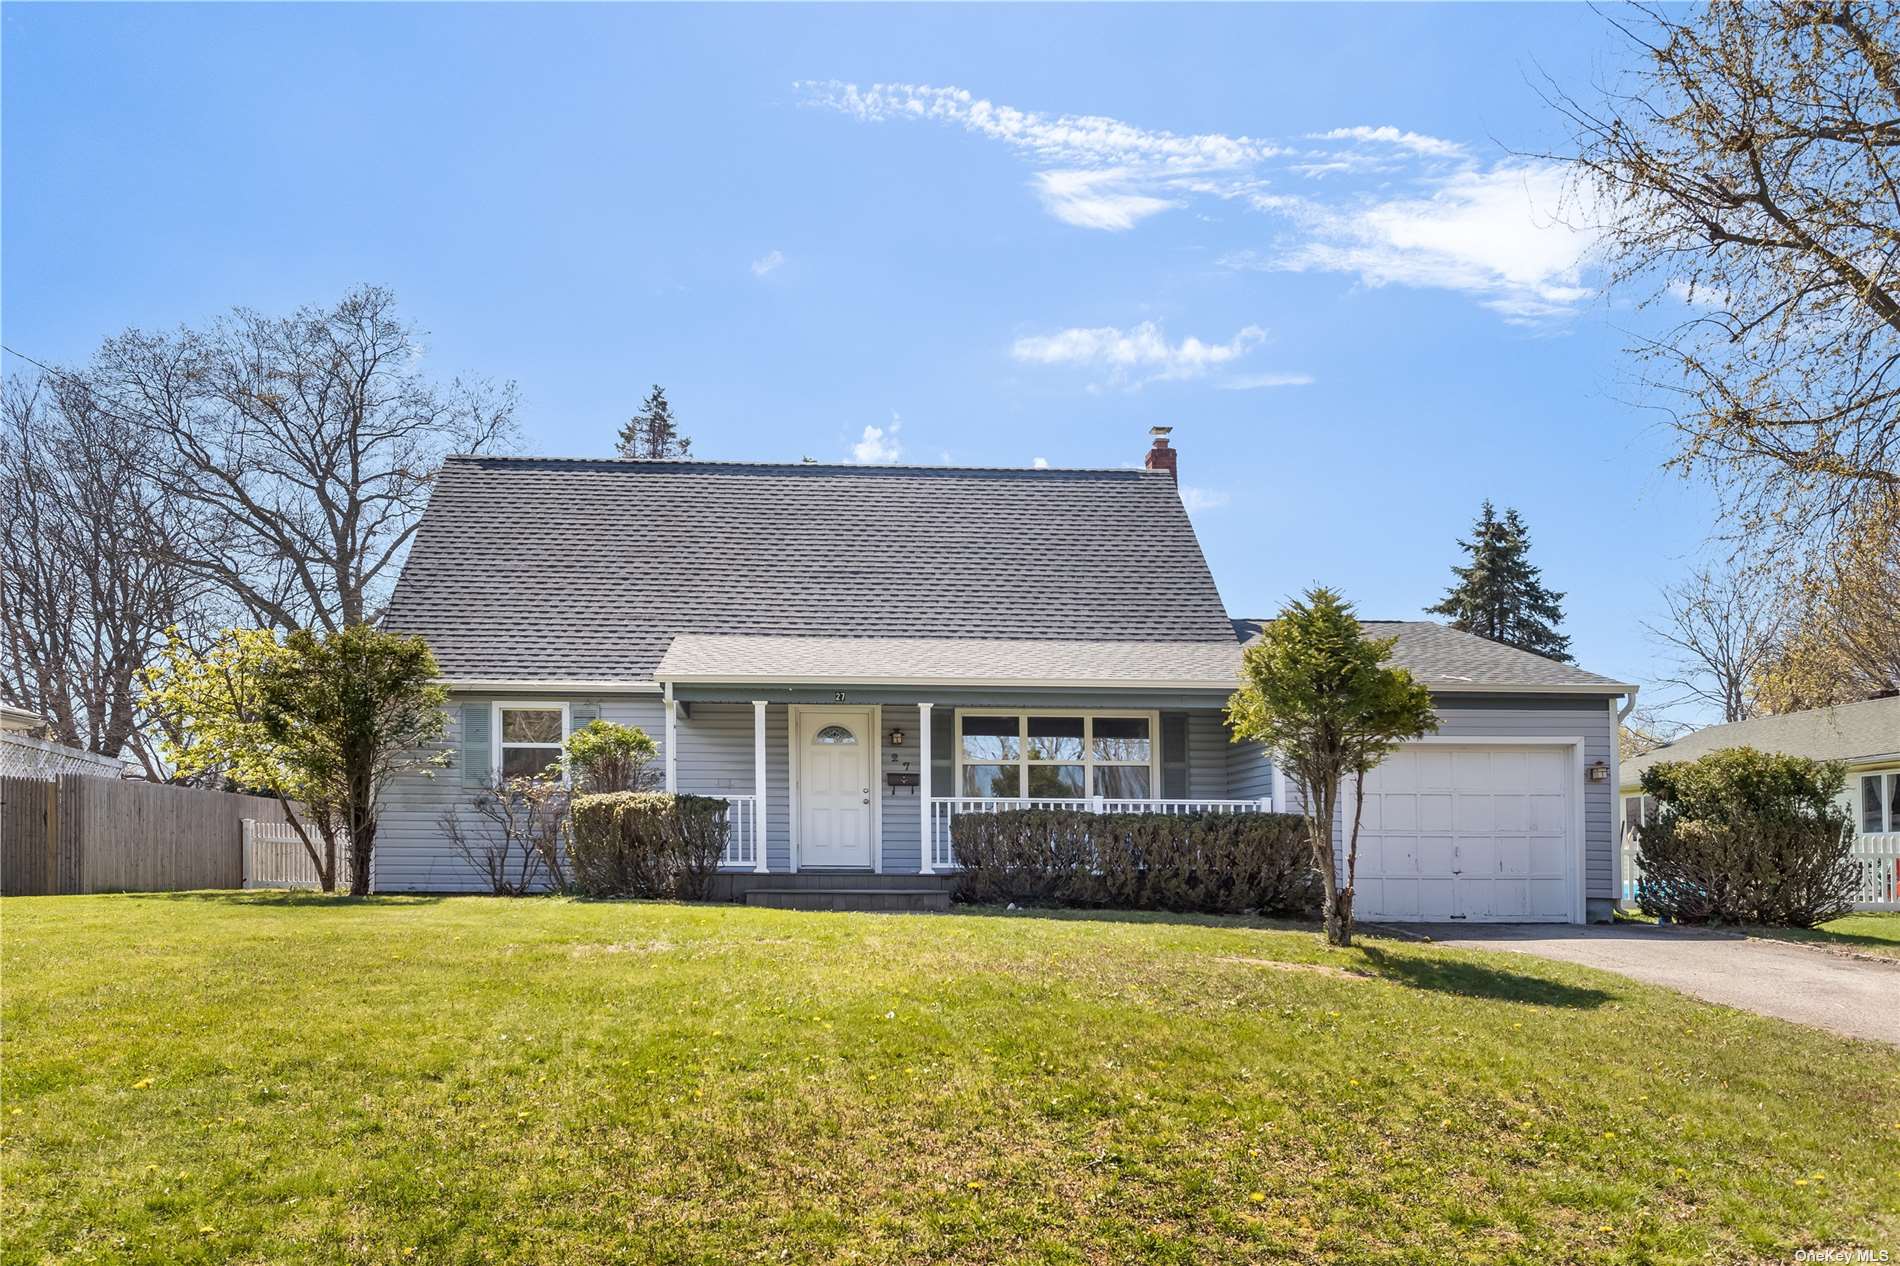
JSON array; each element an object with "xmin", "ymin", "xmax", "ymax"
[{"xmin": 1143, "ymin": 426, "xmax": 1178, "ymax": 481}]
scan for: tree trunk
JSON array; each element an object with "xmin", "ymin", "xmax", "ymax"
[
  {"xmin": 349, "ymin": 818, "xmax": 375, "ymax": 896},
  {"xmin": 1325, "ymin": 888, "xmax": 1354, "ymax": 948}
]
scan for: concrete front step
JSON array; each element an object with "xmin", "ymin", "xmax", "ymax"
[{"xmin": 744, "ymin": 887, "xmax": 951, "ymax": 913}]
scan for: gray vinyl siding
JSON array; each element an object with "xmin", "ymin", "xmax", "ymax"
[
  {"xmin": 1227, "ymin": 737, "xmax": 1277, "ymax": 804},
  {"xmin": 376, "ymin": 691, "xmax": 665, "ymax": 893},
  {"xmin": 1187, "ymin": 711, "xmax": 1230, "ymax": 799},
  {"xmin": 879, "ymin": 705, "xmax": 924, "ymax": 873},
  {"xmin": 674, "ymin": 702, "xmax": 791, "ymax": 872}
]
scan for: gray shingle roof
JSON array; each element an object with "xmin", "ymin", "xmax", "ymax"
[
  {"xmin": 385, "ymin": 456, "xmax": 1235, "ymax": 681},
  {"xmin": 1622, "ymin": 695, "xmax": 1900, "ymax": 784},
  {"xmin": 1231, "ymin": 618, "xmax": 1634, "ymax": 694},
  {"xmin": 656, "ymin": 634, "xmax": 1244, "ymax": 687}
]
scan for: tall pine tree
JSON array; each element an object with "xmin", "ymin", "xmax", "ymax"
[
  {"xmin": 1428, "ymin": 501, "xmax": 1573, "ymax": 662},
  {"xmin": 615, "ymin": 385, "xmax": 691, "ymax": 458}
]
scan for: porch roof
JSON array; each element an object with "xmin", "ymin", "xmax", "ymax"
[{"xmin": 653, "ymin": 633, "xmax": 1245, "ymax": 690}]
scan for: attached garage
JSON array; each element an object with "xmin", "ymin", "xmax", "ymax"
[{"xmin": 1350, "ymin": 741, "xmax": 1583, "ymax": 922}]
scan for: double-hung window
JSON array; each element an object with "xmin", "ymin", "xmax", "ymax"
[
  {"xmin": 957, "ymin": 712, "xmax": 1156, "ymax": 800},
  {"xmin": 494, "ymin": 702, "xmax": 569, "ymax": 781},
  {"xmin": 1860, "ymin": 772, "xmax": 1900, "ymax": 835}
]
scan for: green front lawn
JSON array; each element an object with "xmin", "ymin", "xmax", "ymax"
[
  {"xmin": 1750, "ymin": 911, "xmax": 1900, "ymax": 960},
  {"xmin": 3, "ymin": 896, "xmax": 1896, "ymax": 1264}
]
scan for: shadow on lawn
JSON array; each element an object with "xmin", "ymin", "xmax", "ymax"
[
  {"xmin": 115, "ymin": 890, "xmax": 448, "ymax": 908},
  {"xmin": 1357, "ymin": 945, "xmax": 1617, "ymax": 1009},
  {"xmin": 952, "ymin": 903, "xmax": 1312, "ymax": 933}
]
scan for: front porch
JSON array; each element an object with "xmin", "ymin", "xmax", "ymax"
[{"xmin": 660, "ymin": 687, "xmax": 1278, "ymax": 878}]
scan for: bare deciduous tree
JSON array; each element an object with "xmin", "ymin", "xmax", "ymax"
[
  {"xmin": 1562, "ymin": 2, "xmax": 1900, "ymax": 554},
  {"xmin": 1754, "ymin": 497, "xmax": 1900, "ymax": 710},
  {"xmin": 85, "ymin": 285, "xmax": 518, "ymax": 631},
  {"xmin": 1619, "ymin": 704, "xmax": 1688, "ymax": 762},
  {"xmin": 1643, "ymin": 559, "xmax": 1786, "ymax": 723},
  {"xmin": 0, "ymin": 373, "xmax": 206, "ymax": 772}
]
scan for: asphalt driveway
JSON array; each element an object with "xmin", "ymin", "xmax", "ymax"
[{"xmin": 1408, "ymin": 923, "xmax": 1900, "ymax": 1045}]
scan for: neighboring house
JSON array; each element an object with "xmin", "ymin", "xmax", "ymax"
[
  {"xmin": 381, "ymin": 430, "xmax": 1637, "ymax": 921},
  {"xmin": 1620, "ymin": 695, "xmax": 1900, "ymax": 850}
]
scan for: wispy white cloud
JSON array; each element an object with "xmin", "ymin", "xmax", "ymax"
[
  {"xmin": 800, "ymin": 80, "xmax": 1598, "ymax": 322},
  {"xmin": 1179, "ymin": 486, "xmax": 1231, "ymax": 514},
  {"xmin": 751, "ymin": 249, "xmax": 785, "ymax": 278},
  {"xmin": 1032, "ymin": 456, "xmax": 1050, "ymax": 469},
  {"xmin": 1234, "ymin": 164, "xmax": 1595, "ymax": 323},
  {"xmin": 1220, "ymin": 371, "xmax": 1314, "ymax": 390},
  {"xmin": 1011, "ymin": 320, "xmax": 1266, "ymax": 389},
  {"xmin": 1033, "ymin": 169, "xmax": 1176, "ymax": 231},
  {"xmin": 1308, "ymin": 125, "xmax": 1467, "ymax": 158},
  {"xmin": 851, "ymin": 413, "xmax": 903, "ymax": 464}
]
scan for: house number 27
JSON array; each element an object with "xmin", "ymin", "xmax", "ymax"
[{"xmin": 832, "ymin": 691, "xmax": 848, "ymax": 702}]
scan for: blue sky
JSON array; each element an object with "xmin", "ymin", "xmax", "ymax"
[{"xmin": 2, "ymin": 3, "xmax": 1721, "ymax": 710}]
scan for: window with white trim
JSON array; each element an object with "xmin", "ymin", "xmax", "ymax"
[
  {"xmin": 1861, "ymin": 772, "xmax": 1899, "ymax": 834},
  {"xmin": 957, "ymin": 712, "xmax": 1156, "ymax": 799},
  {"xmin": 494, "ymin": 703, "xmax": 568, "ymax": 780}
]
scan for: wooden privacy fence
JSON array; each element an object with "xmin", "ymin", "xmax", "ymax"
[{"xmin": 1, "ymin": 775, "xmax": 300, "ymax": 896}]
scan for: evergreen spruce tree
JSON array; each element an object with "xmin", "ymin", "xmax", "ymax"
[
  {"xmin": 615, "ymin": 385, "xmax": 691, "ymax": 458},
  {"xmin": 1428, "ymin": 501, "xmax": 1573, "ymax": 662}
]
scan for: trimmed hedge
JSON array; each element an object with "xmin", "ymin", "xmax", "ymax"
[
  {"xmin": 950, "ymin": 808, "xmax": 1319, "ymax": 916},
  {"xmin": 1635, "ymin": 747, "xmax": 1858, "ymax": 927},
  {"xmin": 568, "ymin": 792, "xmax": 729, "ymax": 900}
]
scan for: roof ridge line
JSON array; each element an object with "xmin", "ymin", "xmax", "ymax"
[{"xmin": 442, "ymin": 454, "xmax": 1168, "ymax": 476}]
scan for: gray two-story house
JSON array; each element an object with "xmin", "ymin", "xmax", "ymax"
[{"xmin": 379, "ymin": 430, "xmax": 1636, "ymax": 921}]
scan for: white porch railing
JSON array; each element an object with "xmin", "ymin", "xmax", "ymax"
[
  {"xmin": 1622, "ymin": 833, "xmax": 1900, "ymax": 912},
  {"xmin": 242, "ymin": 818, "xmax": 353, "ymax": 891},
  {"xmin": 926, "ymin": 796, "xmax": 1273, "ymax": 872},
  {"xmin": 717, "ymin": 794, "xmax": 759, "ymax": 869}
]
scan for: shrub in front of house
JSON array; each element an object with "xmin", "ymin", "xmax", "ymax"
[
  {"xmin": 1635, "ymin": 747, "xmax": 1858, "ymax": 926},
  {"xmin": 568, "ymin": 792, "xmax": 729, "ymax": 900},
  {"xmin": 950, "ymin": 809, "xmax": 1319, "ymax": 916}
]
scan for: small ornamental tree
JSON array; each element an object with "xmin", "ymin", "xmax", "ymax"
[
  {"xmin": 1227, "ymin": 588, "xmax": 1438, "ymax": 946},
  {"xmin": 564, "ymin": 719, "xmax": 660, "ymax": 792},
  {"xmin": 257, "ymin": 625, "xmax": 448, "ymax": 895},
  {"xmin": 141, "ymin": 628, "xmax": 347, "ymax": 890}
]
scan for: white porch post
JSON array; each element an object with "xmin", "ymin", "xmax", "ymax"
[
  {"xmin": 663, "ymin": 682, "xmax": 677, "ymax": 794},
  {"xmin": 752, "ymin": 699, "xmax": 769, "ymax": 873},
  {"xmin": 917, "ymin": 702, "xmax": 934, "ymax": 874}
]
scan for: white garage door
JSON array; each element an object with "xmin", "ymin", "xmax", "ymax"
[{"xmin": 1351, "ymin": 744, "xmax": 1576, "ymax": 923}]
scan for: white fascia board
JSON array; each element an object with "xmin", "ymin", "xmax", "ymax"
[
  {"xmin": 654, "ymin": 672, "xmax": 1240, "ymax": 691},
  {"xmin": 438, "ymin": 678, "xmax": 661, "ymax": 694},
  {"xmin": 1424, "ymin": 680, "xmax": 1639, "ymax": 696}
]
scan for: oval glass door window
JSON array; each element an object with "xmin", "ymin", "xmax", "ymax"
[{"xmin": 814, "ymin": 725, "xmax": 857, "ymax": 745}]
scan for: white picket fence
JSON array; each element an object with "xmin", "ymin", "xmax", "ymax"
[
  {"xmin": 241, "ymin": 818, "xmax": 357, "ymax": 891},
  {"xmin": 1622, "ymin": 833, "xmax": 1900, "ymax": 912}
]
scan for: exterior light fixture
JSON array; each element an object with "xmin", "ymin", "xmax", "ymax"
[
  {"xmin": 1587, "ymin": 760, "xmax": 1609, "ymax": 783},
  {"xmin": 888, "ymin": 728, "xmax": 906, "ymax": 747}
]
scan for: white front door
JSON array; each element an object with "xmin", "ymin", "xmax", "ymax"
[
  {"xmin": 796, "ymin": 708, "xmax": 874, "ymax": 869},
  {"xmin": 1351, "ymin": 745, "xmax": 1576, "ymax": 922}
]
